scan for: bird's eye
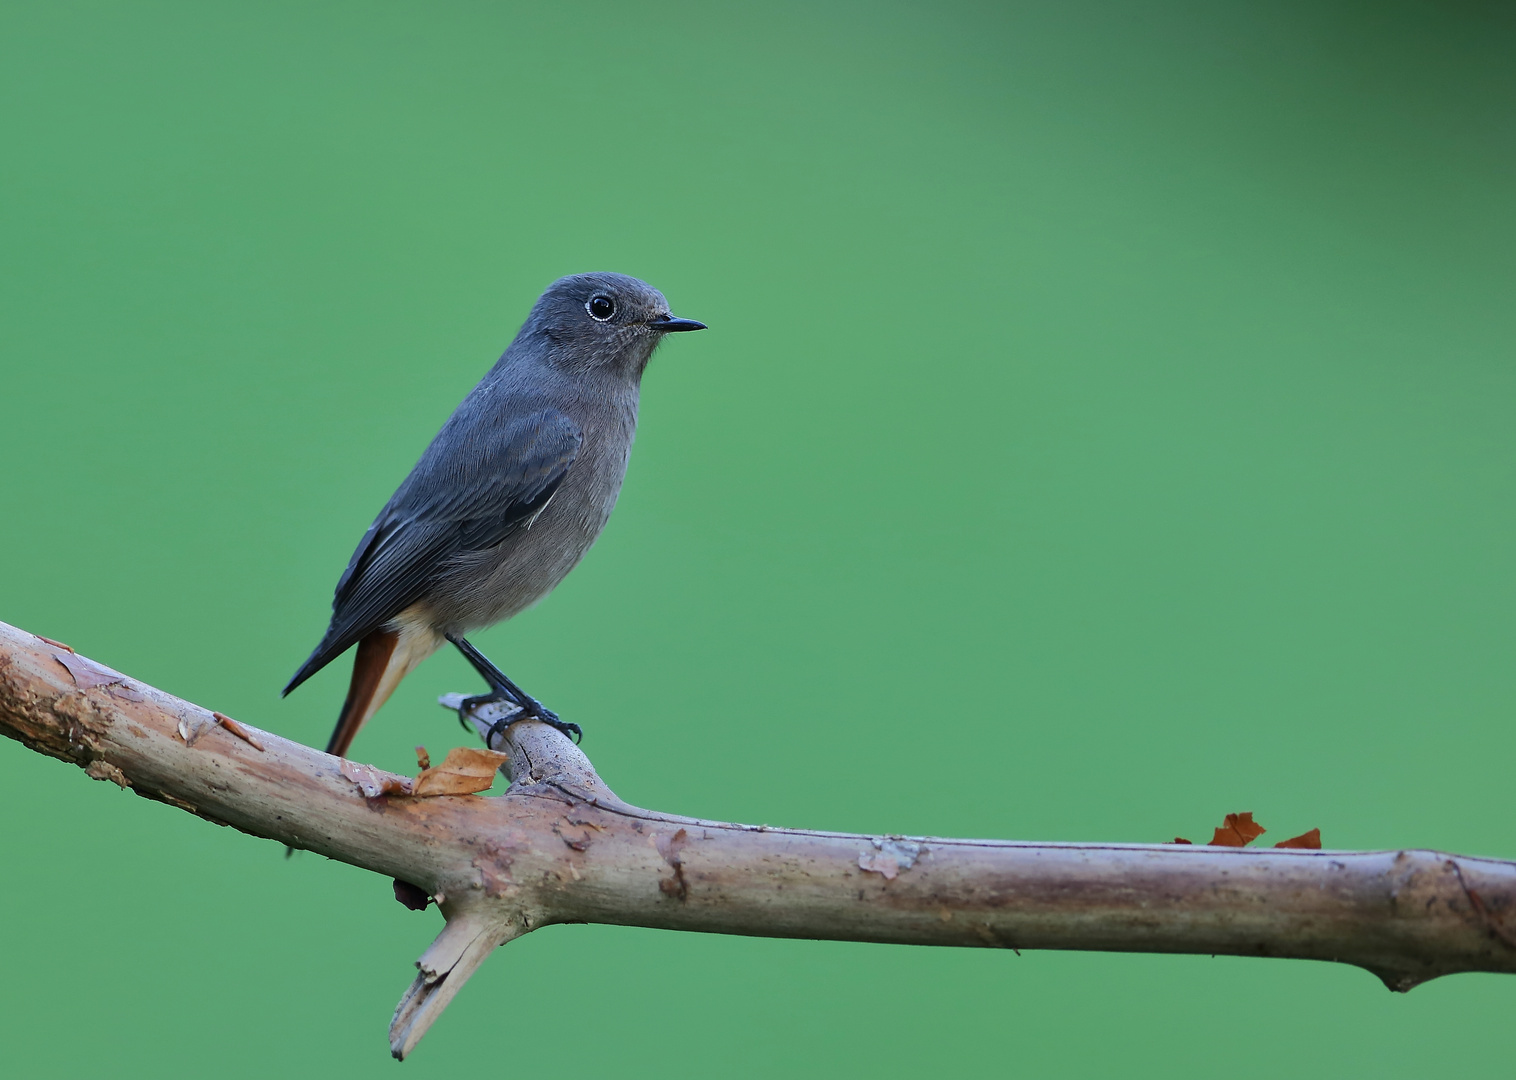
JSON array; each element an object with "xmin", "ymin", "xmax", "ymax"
[{"xmin": 587, "ymin": 295, "xmax": 615, "ymax": 321}]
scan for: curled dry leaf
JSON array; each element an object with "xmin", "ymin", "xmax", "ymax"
[
  {"xmin": 1209, "ymin": 812, "xmax": 1266, "ymax": 847},
  {"xmin": 410, "ymin": 747, "xmax": 510, "ymax": 797},
  {"xmin": 1171, "ymin": 815, "xmax": 1321, "ymax": 849},
  {"xmin": 340, "ymin": 760, "xmax": 415, "ymax": 798},
  {"xmin": 1275, "ymin": 828, "xmax": 1323, "ymax": 849},
  {"xmin": 213, "ymin": 712, "xmax": 265, "ymax": 752}
]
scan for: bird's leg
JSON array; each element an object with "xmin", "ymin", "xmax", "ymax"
[{"xmin": 446, "ymin": 634, "xmax": 582, "ymax": 744}]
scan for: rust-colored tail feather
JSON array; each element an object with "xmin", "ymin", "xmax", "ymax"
[{"xmin": 325, "ymin": 629, "xmax": 399, "ymax": 758}]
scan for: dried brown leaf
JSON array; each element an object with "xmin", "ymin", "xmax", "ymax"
[
  {"xmin": 1274, "ymin": 828, "xmax": 1322, "ymax": 849},
  {"xmin": 1171, "ymin": 837, "xmax": 1193, "ymax": 845},
  {"xmin": 415, "ymin": 745, "xmax": 431, "ymax": 771},
  {"xmin": 1209, "ymin": 812, "xmax": 1266, "ymax": 847},
  {"xmin": 410, "ymin": 747, "xmax": 509, "ymax": 797}
]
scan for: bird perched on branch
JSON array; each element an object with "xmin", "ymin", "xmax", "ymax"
[{"xmin": 284, "ymin": 272, "xmax": 705, "ymax": 755}]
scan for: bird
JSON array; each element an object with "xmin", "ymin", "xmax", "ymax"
[{"xmin": 283, "ymin": 272, "xmax": 705, "ymax": 757}]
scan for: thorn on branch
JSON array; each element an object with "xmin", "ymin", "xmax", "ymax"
[{"xmin": 213, "ymin": 712, "xmax": 265, "ymax": 751}]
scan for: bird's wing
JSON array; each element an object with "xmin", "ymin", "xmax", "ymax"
[{"xmin": 284, "ymin": 407, "xmax": 583, "ymax": 695}]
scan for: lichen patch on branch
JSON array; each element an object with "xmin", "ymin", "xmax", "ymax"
[{"xmin": 859, "ymin": 837, "xmax": 924, "ymax": 881}]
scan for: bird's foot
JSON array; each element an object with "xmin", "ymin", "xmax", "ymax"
[
  {"xmin": 455, "ymin": 689, "xmax": 515, "ymax": 732},
  {"xmin": 458, "ymin": 689, "xmax": 582, "ymax": 746},
  {"xmin": 484, "ymin": 709, "xmax": 582, "ymax": 747},
  {"xmin": 445, "ymin": 634, "xmax": 582, "ymax": 744},
  {"xmin": 543, "ymin": 716, "xmax": 583, "ymax": 745},
  {"xmin": 516, "ymin": 698, "xmax": 582, "ymax": 745}
]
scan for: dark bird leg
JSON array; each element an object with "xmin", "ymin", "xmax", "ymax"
[{"xmin": 446, "ymin": 634, "xmax": 582, "ymax": 744}]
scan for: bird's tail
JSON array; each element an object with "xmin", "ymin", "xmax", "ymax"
[{"xmin": 325, "ymin": 615, "xmax": 443, "ymax": 758}]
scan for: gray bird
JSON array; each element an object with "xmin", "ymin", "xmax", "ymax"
[{"xmin": 284, "ymin": 272, "xmax": 705, "ymax": 755}]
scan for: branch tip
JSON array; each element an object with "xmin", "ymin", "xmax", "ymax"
[{"xmin": 390, "ymin": 914, "xmax": 519, "ymax": 1060}]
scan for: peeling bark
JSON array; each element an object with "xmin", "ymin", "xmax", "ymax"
[{"xmin": 1, "ymin": 620, "xmax": 1513, "ymax": 1059}]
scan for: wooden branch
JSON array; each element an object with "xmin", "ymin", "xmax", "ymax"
[{"xmin": 2, "ymin": 619, "xmax": 1513, "ymax": 1060}]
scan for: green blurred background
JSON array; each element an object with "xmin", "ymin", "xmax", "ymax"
[{"xmin": 2, "ymin": 1, "xmax": 1513, "ymax": 1075}]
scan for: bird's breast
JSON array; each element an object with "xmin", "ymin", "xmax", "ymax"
[{"xmin": 431, "ymin": 406, "xmax": 636, "ymax": 633}]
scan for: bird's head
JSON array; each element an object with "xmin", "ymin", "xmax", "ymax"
[{"xmin": 518, "ymin": 272, "xmax": 705, "ymax": 378}]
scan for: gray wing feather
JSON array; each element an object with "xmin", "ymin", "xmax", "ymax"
[{"xmin": 284, "ymin": 408, "xmax": 582, "ymax": 694}]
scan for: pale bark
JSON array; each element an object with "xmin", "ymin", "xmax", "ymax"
[{"xmin": 1, "ymin": 619, "xmax": 1512, "ymax": 1060}]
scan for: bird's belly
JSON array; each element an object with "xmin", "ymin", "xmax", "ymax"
[{"xmin": 429, "ymin": 471, "xmax": 621, "ymax": 633}]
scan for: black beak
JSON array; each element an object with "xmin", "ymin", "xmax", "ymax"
[{"xmin": 650, "ymin": 314, "xmax": 707, "ymax": 333}]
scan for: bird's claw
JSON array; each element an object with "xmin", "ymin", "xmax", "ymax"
[
  {"xmin": 482, "ymin": 711, "xmax": 582, "ymax": 747},
  {"xmin": 546, "ymin": 717, "xmax": 583, "ymax": 744},
  {"xmin": 456, "ymin": 690, "xmax": 514, "ymax": 731},
  {"xmin": 458, "ymin": 691, "xmax": 582, "ymax": 746},
  {"xmin": 522, "ymin": 701, "xmax": 582, "ymax": 744},
  {"xmin": 509, "ymin": 695, "xmax": 582, "ymax": 745},
  {"xmin": 484, "ymin": 714, "xmax": 515, "ymax": 748}
]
